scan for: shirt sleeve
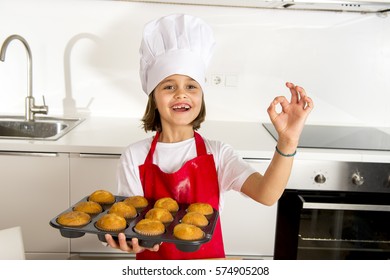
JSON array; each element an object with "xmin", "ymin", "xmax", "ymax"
[
  {"xmin": 116, "ymin": 139, "xmax": 151, "ymax": 197},
  {"xmin": 117, "ymin": 153, "xmax": 143, "ymax": 197},
  {"xmin": 207, "ymin": 140, "xmax": 257, "ymax": 193}
]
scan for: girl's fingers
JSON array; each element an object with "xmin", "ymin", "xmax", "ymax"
[
  {"xmin": 267, "ymin": 96, "xmax": 288, "ymax": 121},
  {"xmin": 286, "ymin": 82, "xmax": 299, "ymax": 104},
  {"xmin": 118, "ymin": 232, "xmax": 133, "ymax": 252},
  {"xmin": 131, "ymin": 238, "xmax": 146, "ymax": 254},
  {"xmin": 287, "ymin": 82, "xmax": 311, "ymax": 109},
  {"xmin": 304, "ymin": 96, "xmax": 314, "ymax": 111},
  {"xmin": 105, "ymin": 234, "xmax": 119, "ymax": 249}
]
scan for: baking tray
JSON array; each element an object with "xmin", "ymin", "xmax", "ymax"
[{"xmin": 49, "ymin": 195, "xmax": 219, "ymax": 252}]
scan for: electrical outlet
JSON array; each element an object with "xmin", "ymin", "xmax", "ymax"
[
  {"xmin": 210, "ymin": 74, "xmax": 225, "ymax": 86},
  {"xmin": 208, "ymin": 73, "xmax": 238, "ymax": 87}
]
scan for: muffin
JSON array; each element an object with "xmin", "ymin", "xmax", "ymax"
[
  {"xmin": 73, "ymin": 201, "xmax": 103, "ymax": 215},
  {"xmin": 88, "ymin": 190, "xmax": 115, "ymax": 205},
  {"xmin": 187, "ymin": 202, "xmax": 213, "ymax": 216},
  {"xmin": 57, "ymin": 211, "xmax": 91, "ymax": 227},
  {"xmin": 145, "ymin": 207, "xmax": 174, "ymax": 224},
  {"xmin": 154, "ymin": 197, "xmax": 179, "ymax": 213},
  {"xmin": 181, "ymin": 212, "xmax": 208, "ymax": 227},
  {"xmin": 123, "ymin": 196, "xmax": 148, "ymax": 209},
  {"xmin": 173, "ymin": 223, "xmax": 204, "ymax": 241},
  {"xmin": 108, "ymin": 202, "xmax": 137, "ymax": 219},
  {"xmin": 95, "ymin": 213, "xmax": 127, "ymax": 232},
  {"xmin": 134, "ymin": 218, "xmax": 165, "ymax": 236}
]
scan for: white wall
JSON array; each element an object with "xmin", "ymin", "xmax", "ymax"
[{"xmin": 1, "ymin": 0, "xmax": 389, "ymax": 126}]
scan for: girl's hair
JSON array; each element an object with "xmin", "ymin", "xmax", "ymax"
[{"xmin": 141, "ymin": 92, "xmax": 206, "ymax": 132}]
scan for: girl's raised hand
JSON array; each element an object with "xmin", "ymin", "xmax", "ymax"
[{"xmin": 267, "ymin": 82, "xmax": 314, "ymax": 149}]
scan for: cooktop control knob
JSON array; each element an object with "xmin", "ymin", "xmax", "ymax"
[
  {"xmin": 314, "ymin": 174, "xmax": 326, "ymax": 184},
  {"xmin": 352, "ymin": 172, "xmax": 364, "ymax": 186}
]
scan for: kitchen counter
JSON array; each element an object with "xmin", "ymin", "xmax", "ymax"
[{"xmin": 0, "ymin": 116, "xmax": 389, "ymax": 163}]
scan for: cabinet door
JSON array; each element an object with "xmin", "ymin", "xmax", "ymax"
[
  {"xmin": 69, "ymin": 153, "xmax": 129, "ymax": 255},
  {"xmin": 0, "ymin": 152, "xmax": 69, "ymax": 258},
  {"xmin": 220, "ymin": 159, "xmax": 276, "ymax": 259}
]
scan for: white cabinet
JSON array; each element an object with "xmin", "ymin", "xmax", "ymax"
[
  {"xmin": 69, "ymin": 153, "xmax": 129, "ymax": 256},
  {"xmin": 0, "ymin": 152, "xmax": 69, "ymax": 259},
  {"xmin": 220, "ymin": 159, "xmax": 276, "ymax": 259}
]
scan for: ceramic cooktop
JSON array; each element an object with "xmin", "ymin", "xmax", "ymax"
[{"xmin": 263, "ymin": 123, "xmax": 390, "ymax": 151}]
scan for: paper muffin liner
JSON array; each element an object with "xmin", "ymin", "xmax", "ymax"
[
  {"xmin": 133, "ymin": 227, "xmax": 165, "ymax": 236},
  {"xmin": 95, "ymin": 222, "xmax": 127, "ymax": 232},
  {"xmin": 56, "ymin": 218, "xmax": 91, "ymax": 228}
]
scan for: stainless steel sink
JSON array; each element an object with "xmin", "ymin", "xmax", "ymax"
[{"xmin": 0, "ymin": 116, "xmax": 84, "ymax": 140}]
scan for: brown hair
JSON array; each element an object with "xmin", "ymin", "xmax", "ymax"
[{"xmin": 141, "ymin": 92, "xmax": 206, "ymax": 132}]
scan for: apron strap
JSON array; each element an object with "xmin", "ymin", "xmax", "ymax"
[
  {"xmin": 144, "ymin": 131, "xmax": 160, "ymax": 165},
  {"xmin": 194, "ymin": 132, "xmax": 207, "ymax": 156},
  {"xmin": 144, "ymin": 131, "xmax": 207, "ymax": 165}
]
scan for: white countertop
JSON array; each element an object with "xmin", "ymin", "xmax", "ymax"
[{"xmin": 0, "ymin": 117, "xmax": 389, "ymax": 163}]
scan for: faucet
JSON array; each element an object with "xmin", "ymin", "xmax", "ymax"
[{"xmin": 0, "ymin": 34, "xmax": 48, "ymax": 121}]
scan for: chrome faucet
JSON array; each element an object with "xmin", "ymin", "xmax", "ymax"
[{"xmin": 0, "ymin": 34, "xmax": 48, "ymax": 121}]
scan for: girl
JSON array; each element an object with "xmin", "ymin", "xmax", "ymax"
[{"xmin": 105, "ymin": 14, "xmax": 313, "ymax": 260}]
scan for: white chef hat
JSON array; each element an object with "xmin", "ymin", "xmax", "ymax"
[{"xmin": 139, "ymin": 14, "xmax": 215, "ymax": 95}]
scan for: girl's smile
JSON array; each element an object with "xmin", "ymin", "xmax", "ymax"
[{"xmin": 171, "ymin": 103, "xmax": 191, "ymax": 112}]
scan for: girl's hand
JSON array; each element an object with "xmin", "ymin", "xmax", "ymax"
[
  {"xmin": 105, "ymin": 233, "xmax": 160, "ymax": 253},
  {"xmin": 267, "ymin": 82, "xmax": 314, "ymax": 152}
]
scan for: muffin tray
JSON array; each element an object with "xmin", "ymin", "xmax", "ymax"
[{"xmin": 49, "ymin": 195, "xmax": 219, "ymax": 252}]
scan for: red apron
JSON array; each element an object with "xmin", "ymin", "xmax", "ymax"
[{"xmin": 137, "ymin": 131, "xmax": 225, "ymax": 260}]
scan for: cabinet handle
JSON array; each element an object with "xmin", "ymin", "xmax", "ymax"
[
  {"xmin": 78, "ymin": 153, "xmax": 120, "ymax": 159},
  {"xmin": 0, "ymin": 151, "xmax": 58, "ymax": 157}
]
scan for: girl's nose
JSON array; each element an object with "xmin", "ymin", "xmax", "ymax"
[{"xmin": 174, "ymin": 88, "xmax": 187, "ymax": 99}]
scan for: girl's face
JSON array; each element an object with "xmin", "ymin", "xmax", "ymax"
[{"xmin": 154, "ymin": 74, "xmax": 203, "ymax": 130}]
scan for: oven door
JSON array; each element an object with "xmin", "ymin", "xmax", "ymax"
[{"xmin": 274, "ymin": 190, "xmax": 390, "ymax": 260}]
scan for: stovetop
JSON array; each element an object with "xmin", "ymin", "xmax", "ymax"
[{"xmin": 263, "ymin": 123, "xmax": 390, "ymax": 152}]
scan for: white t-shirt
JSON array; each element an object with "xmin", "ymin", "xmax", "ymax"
[{"xmin": 117, "ymin": 135, "xmax": 256, "ymax": 211}]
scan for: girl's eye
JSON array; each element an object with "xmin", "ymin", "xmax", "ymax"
[
  {"xmin": 187, "ymin": 84, "xmax": 197, "ymax": 89},
  {"xmin": 163, "ymin": 85, "xmax": 175, "ymax": 90}
]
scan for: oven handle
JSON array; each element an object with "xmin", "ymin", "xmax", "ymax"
[{"xmin": 298, "ymin": 195, "xmax": 390, "ymax": 212}]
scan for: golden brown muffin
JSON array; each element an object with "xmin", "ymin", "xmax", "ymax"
[
  {"xmin": 173, "ymin": 223, "xmax": 204, "ymax": 241},
  {"xmin": 145, "ymin": 207, "xmax": 174, "ymax": 223},
  {"xmin": 57, "ymin": 211, "xmax": 91, "ymax": 227},
  {"xmin": 181, "ymin": 212, "xmax": 209, "ymax": 227},
  {"xmin": 108, "ymin": 202, "xmax": 137, "ymax": 219},
  {"xmin": 95, "ymin": 213, "xmax": 127, "ymax": 231},
  {"xmin": 123, "ymin": 196, "xmax": 148, "ymax": 209},
  {"xmin": 88, "ymin": 190, "xmax": 115, "ymax": 205},
  {"xmin": 154, "ymin": 197, "xmax": 179, "ymax": 213},
  {"xmin": 73, "ymin": 201, "xmax": 103, "ymax": 215},
  {"xmin": 187, "ymin": 202, "xmax": 213, "ymax": 216},
  {"xmin": 134, "ymin": 218, "xmax": 165, "ymax": 236}
]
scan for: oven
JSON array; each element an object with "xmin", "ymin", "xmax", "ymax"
[
  {"xmin": 273, "ymin": 160, "xmax": 390, "ymax": 260},
  {"xmin": 262, "ymin": 123, "xmax": 390, "ymax": 260}
]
